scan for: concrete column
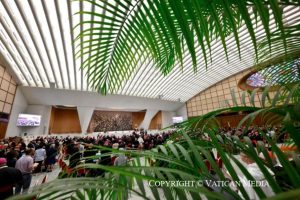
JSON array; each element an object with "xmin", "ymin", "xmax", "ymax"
[
  {"xmin": 77, "ymin": 106, "xmax": 95, "ymax": 133},
  {"xmin": 6, "ymin": 88, "xmax": 28, "ymax": 137},
  {"xmin": 139, "ymin": 109, "xmax": 159, "ymax": 130}
]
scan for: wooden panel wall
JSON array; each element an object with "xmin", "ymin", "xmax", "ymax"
[
  {"xmin": 0, "ymin": 122, "xmax": 8, "ymax": 139},
  {"xmin": 132, "ymin": 112, "xmax": 146, "ymax": 129},
  {"xmin": 216, "ymin": 114, "xmax": 263, "ymax": 127},
  {"xmin": 0, "ymin": 64, "xmax": 18, "ymax": 138},
  {"xmin": 0, "ymin": 64, "xmax": 17, "ymax": 114},
  {"xmin": 186, "ymin": 68, "xmax": 279, "ymax": 118},
  {"xmin": 49, "ymin": 107, "xmax": 81, "ymax": 134},
  {"xmin": 149, "ymin": 111, "xmax": 162, "ymax": 130}
]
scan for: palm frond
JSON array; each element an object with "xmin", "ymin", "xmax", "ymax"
[
  {"xmin": 75, "ymin": 0, "xmax": 298, "ymax": 94},
  {"xmin": 258, "ymin": 24, "xmax": 300, "ymax": 63}
]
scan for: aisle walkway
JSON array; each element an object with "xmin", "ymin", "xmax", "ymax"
[
  {"xmin": 25, "ymin": 159, "xmax": 204, "ymax": 199},
  {"xmin": 29, "ymin": 164, "xmax": 61, "ymax": 191}
]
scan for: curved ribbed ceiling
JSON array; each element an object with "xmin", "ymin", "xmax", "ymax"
[{"xmin": 0, "ymin": 0, "xmax": 299, "ymax": 102}]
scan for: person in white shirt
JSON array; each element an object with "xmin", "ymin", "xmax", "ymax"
[
  {"xmin": 114, "ymin": 148, "xmax": 127, "ymax": 166},
  {"xmin": 33, "ymin": 145, "xmax": 46, "ymax": 173},
  {"xmin": 137, "ymin": 136, "xmax": 144, "ymax": 149},
  {"xmin": 235, "ymin": 152, "xmax": 275, "ymax": 199},
  {"xmin": 79, "ymin": 143, "xmax": 85, "ymax": 152},
  {"xmin": 138, "ymin": 136, "xmax": 144, "ymax": 144}
]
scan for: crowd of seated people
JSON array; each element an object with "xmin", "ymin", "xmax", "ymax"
[
  {"xmin": 0, "ymin": 126, "xmax": 294, "ymax": 199},
  {"xmin": 0, "ymin": 130, "xmax": 175, "ymax": 186},
  {"xmin": 58, "ymin": 130, "xmax": 174, "ymax": 177},
  {"xmin": 217, "ymin": 126, "xmax": 288, "ymax": 143}
]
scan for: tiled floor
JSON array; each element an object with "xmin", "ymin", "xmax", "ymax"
[
  {"xmin": 29, "ymin": 164, "xmax": 61, "ymax": 191},
  {"xmin": 25, "ymin": 160, "xmax": 200, "ymax": 200},
  {"xmin": 26, "ymin": 159, "xmax": 165, "ymax": 199}
]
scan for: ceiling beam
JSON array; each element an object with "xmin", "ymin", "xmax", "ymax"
[
  {"xmin": 67, "ymin": 0, "xmax": 77, "ymax": 91},
  {"xmin": 27, "ymin": 0, "xmax": 57, "ymax": 86},
  {"xmin": 54, "ymin": 0, "xmax": 71, "ymax": 89},
  {"xmin": 41, "ymin": 0, "xmax": 66, "ymax": 89}
]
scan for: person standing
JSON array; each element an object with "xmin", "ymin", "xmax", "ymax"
[
  {"xmin": 33, "ymin": 145, "xmax": 46, "ymax": 173},
  {"xmin": 46, "ymin": 144, "xmax": 57, "ymax": 172},
  {"xmin": 15, "ymin": 149, "xmax": 35, "ymax": 194},
  {"xmin": 0, "ymin": 157, "xmax": 23, "ymax": 199},
  {"xmin": 6, "ymin": 149, "xmax": 18, "ymax": 168}
]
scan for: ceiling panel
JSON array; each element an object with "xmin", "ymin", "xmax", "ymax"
[{"xmin": 0, "ymin": 0, "xmax": 299, "ymax": 102}]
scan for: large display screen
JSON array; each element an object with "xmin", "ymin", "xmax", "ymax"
[
  {"xmin": 17, "ymin": 114, "xmax": 41, "ymax": 127},
  {"xmin": 172, "ymin": 116, "xmax": 183, "ymax": 124}
]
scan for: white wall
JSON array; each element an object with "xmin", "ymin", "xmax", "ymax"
[
  {"xmin": 21, "ymin": 105, "xmax": 52, "ymax": 136},
  {"xmin": 6, "ymin": 94, "xmax": 52, "ymax": 137},
  {"xmin": 6, "ymin": 88, "xmax": 28, "ymax": 137},
  {"xmin": 20, "ymin": 87, "xmax": 184, "ymax": 111},
  {"xmin": 176, "ymin": 104, "xmax": 188, "ymax": 120},
  {"xmin": 161, "ymin": 111, "xmax": 176, "ymax": 128},
  {"xmin": 6, "ymin": 88, "xmax": 188, "ymax": 137},
  {"xmin": 161, "ymin": 105, "xmax": 188, "ymax": 129}
]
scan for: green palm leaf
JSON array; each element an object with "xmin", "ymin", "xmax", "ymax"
[{"xmin": 75, "ymin": 0, "xmax": 297, "ymax": 94}]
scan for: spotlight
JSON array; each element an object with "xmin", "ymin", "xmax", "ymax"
[
  {"xmin": 158, "ymin": 95, "xmax": 163, "ymax": 99},
  {"xmin": 49, "ymin": 82, "xmax": 56, "ymax": 89}
]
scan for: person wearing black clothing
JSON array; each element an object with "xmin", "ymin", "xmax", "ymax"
[
  {"xmin": 46, "ymin": 144, "xmax": 57, "ymax": 172},
  {"xmin": 0, "ymin": 157, "xmax": 22, "ymax": 199},
  {"xmin": 0, "ymin": 150, "xmax": 4, "ymax": 158},
  {"xmin": 99, "ymin": 150, "xmax": 112, "ymax": 166},
  {"xmin": 83, "ymin": 144, "xmax": 100, "ymax": 177},
  {"xmin": 27, "ymin": 143, "xmax": 35, "ymax": 149},
  {"xmin": 94, "ymin": 149, "xmax": 112, "ymax": 177},
  {"xmin": 83, "ymin": 144, "xmax": 98, "ymax": 164},
  {"xmin": 6, "ymin": 150, "xmax": 18, "ymax": 168},
  {"xmin": 69, "ymin": 147, "xmax": 81, "ymax": 169},
  {"xmin": 133, "ymin": 140, "xmax": 139, "ymax": 149}
]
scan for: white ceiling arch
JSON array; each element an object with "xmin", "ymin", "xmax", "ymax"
[{"xmin": 0, "ymin": 0, "xmax": 299, "ymax": 102}]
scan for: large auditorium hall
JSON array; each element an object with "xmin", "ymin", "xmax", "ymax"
[{"xmin": 0, "ymin": 0, "xmax": 300, "ymax": 200}]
